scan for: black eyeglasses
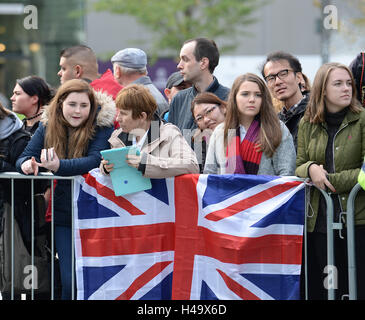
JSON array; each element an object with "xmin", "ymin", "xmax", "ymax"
[
  {"xmin": 264, "ymin": 69, "xmax": 295, "ymax": 84},
  {"xmin": 195, "ymin": 105, "xmax": 218, "ymax": 123}
]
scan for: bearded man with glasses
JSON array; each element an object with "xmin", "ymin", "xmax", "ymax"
[{"xmin": 261, "ymin": 51, "xmax": 309, "ymax": 149}]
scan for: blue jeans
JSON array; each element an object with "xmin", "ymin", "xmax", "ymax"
[{"xmin": 55, "ymin": 225, "xmax": 74, "ymax": 300}]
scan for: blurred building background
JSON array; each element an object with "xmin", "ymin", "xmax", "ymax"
[
  {"xmin": 0, "ymin": 0, "xmax": 86, "ymax": 105},
  {"xmin": 0, "ymin": 0, "xmax": 363, "ymax": 105}
]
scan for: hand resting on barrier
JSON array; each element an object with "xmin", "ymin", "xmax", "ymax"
[
  {"xmin": 21, "ymin": 147, "xmax": 60, "ymax": 175},
  {"xmin": 308, "ymin": 163, "xmax": 336, "ymax": 193}
]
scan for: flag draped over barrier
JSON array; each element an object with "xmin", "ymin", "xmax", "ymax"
[{"xmin": 73, "ymin": 168, "xmax": 305, "ymax": 300}]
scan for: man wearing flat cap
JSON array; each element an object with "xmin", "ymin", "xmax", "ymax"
[{"xmin": 111, "ymin": 48, "xmax": 169, "ymax": 117}]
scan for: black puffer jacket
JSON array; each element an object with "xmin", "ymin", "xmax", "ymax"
[
  {"xmin": 0, "ymin": 113, "xmax": 32, "ymax": 248},
  {"xmin": 0, "ymin": 128, "xmax": 30, "ymax": 172}
]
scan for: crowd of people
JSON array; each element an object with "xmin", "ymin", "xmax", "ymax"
[{"xmin": 0, "ymin": 37, "xmax": 365, "ymax": 300}]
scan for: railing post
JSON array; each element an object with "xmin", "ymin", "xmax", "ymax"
[
  {"xmin": 71, "ymin": 179, "xmax": 75, "ymax": 301},
  {"xmin": 51, "ymin": 179, "xmax": 55, "ymax": 301},
  {"xmin": 31, "ymin": 179, "xmax": 34, "ymax": 300},
  {"xmin": 10, "ymin": 178, "xmax": 14, "ymax": 301},
  {"xmin": 346, "ymin": 183, "xmax": 362, "ymax": 300},
  {"xmin": 303, "ymin": 184, "xmax": 309, "ymax": 300},
  {"xmin": 317, "ymin": 188, "xmax": 336, "ymax": 300}
]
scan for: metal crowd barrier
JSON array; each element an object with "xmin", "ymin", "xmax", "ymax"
[
  {"xmin": 0, "ymin": 172, "xmax": 363, "ymax": 300},
  {"xmin": 311, "ymin": 183, "xmax": 363, "ymax": 300},
  {"xmin": 0, "ymin": 172, "xmax": 76, "ymax": 300},
  {"xmin": 345, "ymin": 183, "xmax": 362, "ymax": 300}
]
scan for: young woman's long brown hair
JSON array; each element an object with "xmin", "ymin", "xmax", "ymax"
[
  {"xmin": 224, "ymin": 73, "xmax": 282, "ymax": 157},
  {"xmin": 304, "ymin": 62, "xmax": 362, "ymax": 123},
  {"xmin": 43, "ymin": 79, "xmax": 97, "ymax": 159}
]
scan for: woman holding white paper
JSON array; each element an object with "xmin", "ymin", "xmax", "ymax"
[{"xmin": 100, "ymin": 84, "xmax": 199, "ymax": 178}]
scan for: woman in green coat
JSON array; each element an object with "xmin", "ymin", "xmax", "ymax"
[{"xmin": 296, "ymin": 62, "xmax": 365, "ymax": 300}]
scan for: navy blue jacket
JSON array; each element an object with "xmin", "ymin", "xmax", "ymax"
[{"xmin": 16, "ymin": 122, "xmax": 114, "ymax": 226}]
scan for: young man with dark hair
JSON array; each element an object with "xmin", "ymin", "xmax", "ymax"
[
  {"xmin": 168, "ymin": 38, "xmax": 229, "ymax": 136},
  {"xmin": 57, "ymin": 45, "xmax": 123, "ymax": 128},
  {"xmin": 58, "ymin": 45, "xmax": 99, "ymax": 84},
  {"xmin": 261, "ymin": 51, "xmax": 309, "ymax": 149}
]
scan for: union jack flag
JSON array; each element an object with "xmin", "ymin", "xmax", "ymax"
[{"xmin": 74, "ymin": 169, "xmax": 305, "ymax": 300}]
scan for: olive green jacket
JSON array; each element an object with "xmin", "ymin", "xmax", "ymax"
[{"xmin": 295, "ymin": 109, "xmax": 365, "ymax": 232}]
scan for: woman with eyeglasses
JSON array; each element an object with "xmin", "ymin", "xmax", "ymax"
[
  {"xmin": 191, "ymin": 92, "xmax": 226, "ymax": 172},
  {"xmin": 191, "ymin": 92, "xmax": 227, "ymax": 131},
  {"xmin": 296, "ymin": 62, "xmax": 365, "ymax": 300},
  {"xmin": 203, "ymin": 73, "xmax": 296, "ymax": 176}
]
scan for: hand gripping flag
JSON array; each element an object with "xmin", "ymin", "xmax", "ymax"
[
  {"xmin": 74, "ymin": 169, "xmax": 305, "ymax": 300},
  {"xmin": 358, "ymin": 157, "xmax": 365, "ymax": 190}
]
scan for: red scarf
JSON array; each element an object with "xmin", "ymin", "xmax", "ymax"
[{"xmin": 226, "ymin": 119, "xmax": 262, "ymax": 174}]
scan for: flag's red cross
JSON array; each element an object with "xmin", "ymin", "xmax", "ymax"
[
  {"xmin": 84, "ymin": 173, "xmax": 145, "ymax": 215},
  {"xmin": 172, "ymin": 175, "xmax": 303, "ymax": 300}
]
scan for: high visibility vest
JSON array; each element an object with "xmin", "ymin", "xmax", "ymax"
[{"xmin": 359, "ymin": 157, "xmax": 365, "ymax": 190}]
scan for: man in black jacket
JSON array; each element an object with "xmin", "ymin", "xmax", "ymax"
[
  {"xmin": 349, "ymin": 52, "xmax": 365, "ymax": 107},
  {"xmin": 261, "ymin": 51, "xmax": 309, "ymax": 150},
  {"xmin": 168, "ymin": 38, "xmax": 229, "ymax": 142}
]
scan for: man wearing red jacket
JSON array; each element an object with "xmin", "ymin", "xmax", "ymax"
[{"xmin": 57, "ymin": 44, "xmax": 122, "ymax": 102}]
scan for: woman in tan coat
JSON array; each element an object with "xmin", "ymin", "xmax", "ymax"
[{"xmin": 101, "ymin": 84, "xmax": 199, "ymax": 178}]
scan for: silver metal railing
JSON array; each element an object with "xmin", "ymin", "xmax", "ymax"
[
  {"xmin": 0, "ymin": 172, "xmax": 363, "ymax": 300},
  {"xmin": 345, "ymin": 183, "xmax": 362, "ymax": 300},
  {"xmin": 301, "ymin": 184, "xmax": 335, "ymax": 300},
  {"xmin": 311, "ymin": 183, "xmax": 363, "ymax": 300},
  {"xmin": 0, "ymin": 172, "xmax": 76, "ymax": 300}
]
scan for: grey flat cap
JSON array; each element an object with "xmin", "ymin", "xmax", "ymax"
[
  {"xmin": 111, "ymin": 48, "xmax": 147, "ymax": 69},
  {"xmin": 166, "ymin": 71, "xmax": 184, "ymax": 89}
]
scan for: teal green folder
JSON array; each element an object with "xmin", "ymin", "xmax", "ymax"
[{"xmin": 100, "ymin": 146, "xmax": 152, "ymax": 196}]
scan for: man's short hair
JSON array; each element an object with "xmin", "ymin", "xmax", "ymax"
[
  {"xmin": 184, "ymin": 38, "xmax": 220, "ymax": 74},
  {"xmin": 60, "ymin": 45, "xmax": 95, "ymax": 60},
  {"xmin": 261, "ymin": 51, "xmax": 303, "ymax": 77},
  {"xmin": 60, "ymin": 45, "xmax": 98, "ymax": 75}
]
